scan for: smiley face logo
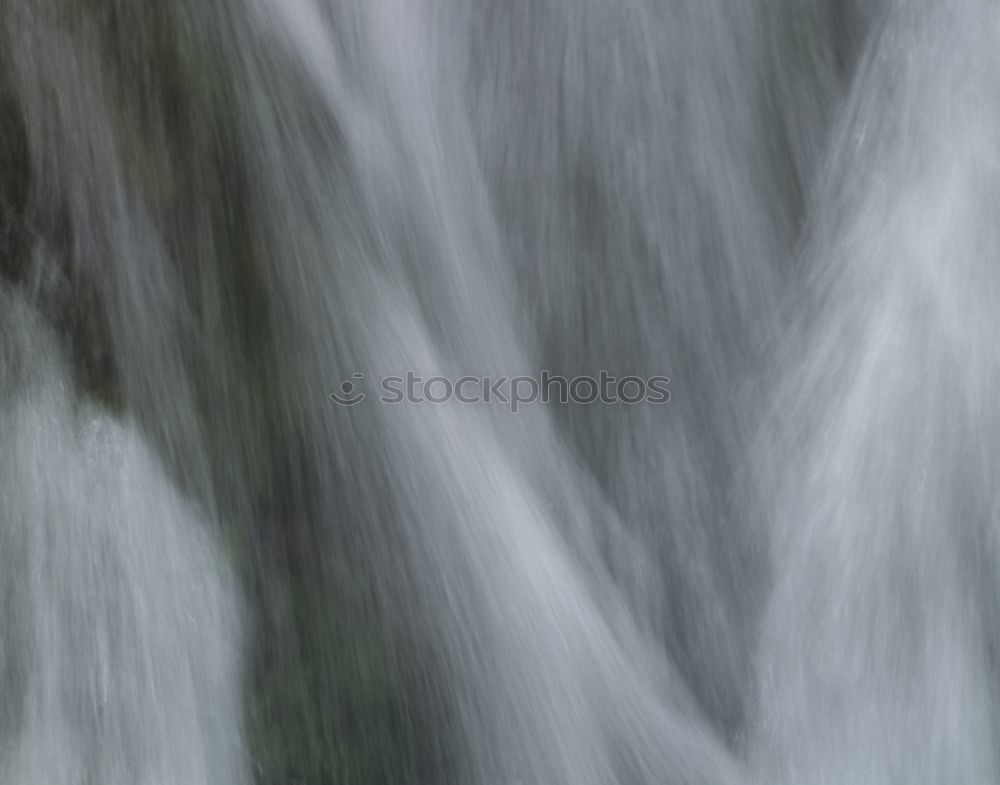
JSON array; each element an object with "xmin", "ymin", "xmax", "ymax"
[{"xmin": 329, "ymin": 373, "xmax": 366, "ymax": 406}]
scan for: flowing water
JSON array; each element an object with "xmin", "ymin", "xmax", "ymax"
[{"xmin": 1, "ymin": 1, "xmax": 999, "ymax": 783}]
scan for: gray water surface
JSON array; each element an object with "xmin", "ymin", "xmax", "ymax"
[{"xmin": 1, "ymin": 1, "xmax": 998, "ymax": 783}]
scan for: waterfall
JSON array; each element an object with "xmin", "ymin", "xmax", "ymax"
[{"xmin": 0, "ymin": 0, "xmax": 997, "ymax": 783}]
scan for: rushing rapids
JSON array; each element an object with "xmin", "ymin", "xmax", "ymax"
[{"xmin": 1, "ymin": 1, "xmax": 999, "ymax": 783}]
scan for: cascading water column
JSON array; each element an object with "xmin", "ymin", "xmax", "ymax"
[
  {"xmin": 751, "ymin": 3, "xmax": 1000, "ymax": 782},
  {"xmin": 0, "ymin": 297, "xmax": 247, "ymax": 785}
]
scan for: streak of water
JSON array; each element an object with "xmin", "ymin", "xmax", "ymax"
[{"xmin": 0, "ymin": 1, "xmax": 997, "ymax": 784}]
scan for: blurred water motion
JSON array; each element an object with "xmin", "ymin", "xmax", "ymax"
[{"xmin": 1, "ymin": 1, "xmax": 999, "ymax": 783}]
